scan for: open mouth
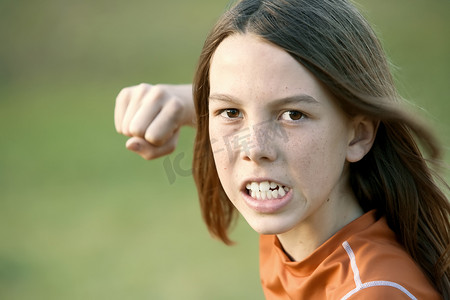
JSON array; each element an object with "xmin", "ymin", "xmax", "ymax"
[{"xmin": 246, "ymin": 181, "xmax": 290, "ymax": 200}]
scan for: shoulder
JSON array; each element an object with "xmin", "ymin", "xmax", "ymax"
[
  {"xmin": 258, "ymin": 214, "xmax": 442, "ymax": 300},
  {"xmin": 342, "ymin": 283, "xmax": 423, "ymax": 300},
  {"xmin": 341, "ymin": 222, "xmax": 442, "ymax": 299}
]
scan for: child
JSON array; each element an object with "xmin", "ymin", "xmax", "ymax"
[{"xmin": 114, "ymin": 0, "xmax": 450, "ymax": 298}]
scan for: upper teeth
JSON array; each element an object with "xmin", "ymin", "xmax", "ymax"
[{"xmin": 246, "ymin": 181, "xmax": 290, "ymax": 200}]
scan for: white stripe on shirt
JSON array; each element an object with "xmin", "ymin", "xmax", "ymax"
[{"xmin": 340, "ymin": 241, "xmax": 417, "ymax": 300}]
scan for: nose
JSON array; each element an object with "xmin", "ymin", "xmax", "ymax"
[{"xmin": 238, "ymin": 122, "xmax": 279, "ymax": 163}]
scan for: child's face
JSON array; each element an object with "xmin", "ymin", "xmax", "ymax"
[{"xmin": 208, "ymin": 34, "xmax": 359, "ymax": 236}]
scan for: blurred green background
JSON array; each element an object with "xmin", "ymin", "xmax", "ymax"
[{"xmin": 0, "ymin": 0, "xmax": 449, "ymax": 299}]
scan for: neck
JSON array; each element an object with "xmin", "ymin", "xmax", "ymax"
[{"xmin": 276, "ymin": 192, "xmax": 363, "ymax": 262}]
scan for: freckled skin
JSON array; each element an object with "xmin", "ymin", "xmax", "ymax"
[{"xmin": 208, "ymin": 33, "xmax": 364, "ymax": 261}]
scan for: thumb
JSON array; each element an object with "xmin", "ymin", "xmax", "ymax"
[
  {"xmin": 126, "ymin": 136, "xmax": 145, "ymax": 153},
  {"xmin": 125, "ymin": 133, "xmax": 179, "ymax": 160}
]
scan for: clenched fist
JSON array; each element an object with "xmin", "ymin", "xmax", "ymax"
[{"xmin": 114, "ymin": 83, "xmax": 195, "ymax": 160}]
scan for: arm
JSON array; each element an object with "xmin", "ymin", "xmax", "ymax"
[{"xmin": 114, "ymin": 83, "xmax": 195, "ymax": 160}]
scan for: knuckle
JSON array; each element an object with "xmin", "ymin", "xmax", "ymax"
[
  {"xmin": 138, "ymin": 83, "xmax": 150, "ymax": 90},
  {"xmin": 168, "ymin": 97, "xmax": 183, "ymax": 111},
  {"xmin": 137, "ymin": 83, "xmax": 151, "ymax": 98},
  {"xmin": 115, "ymin": 87, "xmax": 130, "ymax": 103},
  {"xmin": 140, "ymin": 85, "xmax": 166, "ymax": 106},
  {"xmin": 150, "ymin": 84, "xmax": 166, "ymax": 99},
  {"xmin": 122, "ymin": 128, "xmax": 131, "ymax": 137},
  {"xmin": 145, "ymin": 131, "xmax": 165, "ymax": 146},
  {"xmin": 163, "ymin": 98, "xmax": 183, "ymax": 122},
  {"xmin": 129, "ymin": 124, "xmax": 145, "ymax": 137}
]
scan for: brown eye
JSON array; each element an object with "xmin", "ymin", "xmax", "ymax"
[
  {"xmin": 220, "ymin": 109, "xmax": 242, "ymax": 119},
  {"xmin": 281, "ymin": 110, "xmax": 305, "ymax": 121}
]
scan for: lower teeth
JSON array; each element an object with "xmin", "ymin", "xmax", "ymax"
[{"xmin": 247, "ymin": 188, "xmax": 287, "ymax": 200}]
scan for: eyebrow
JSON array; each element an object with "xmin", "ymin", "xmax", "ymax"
[{"xmin": 208, "ymin": 93, "xmax": 321, "ymax": 106}]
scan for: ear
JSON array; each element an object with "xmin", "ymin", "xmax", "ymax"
[{"xmin": 346, "ymin": 116, "xmax": 379, "ymax": 163}]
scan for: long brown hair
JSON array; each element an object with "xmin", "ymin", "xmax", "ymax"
[{"xmin": 192, "ymin": 0, "xmax": 450, "ymax": 296}]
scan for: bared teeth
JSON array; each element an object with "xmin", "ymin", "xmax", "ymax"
[
  {"xmin": 272, "ymin": 189, "xmax": 278, "ymax": 198},
  {"xmin": 246, "ymin": 181, "xmax": 290, "ymax": 200},
  {"xmin": 261, "ymin": 191, "xmax": 267, "ymax": 200},
  {"xmin": 260, "ymin": 181, "xmax": 270, "ymax": 192}
]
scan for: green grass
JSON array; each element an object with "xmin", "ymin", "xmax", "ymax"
[{"xmin": 0, "ymin": 0, "xmax": 449, "ymax": 299}]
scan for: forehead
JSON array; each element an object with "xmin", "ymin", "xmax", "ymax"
[{"xmin": 209, "ymin": 33, "xmax": 327, "ymax": 102}]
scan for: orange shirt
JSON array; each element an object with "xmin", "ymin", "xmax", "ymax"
[{"xmin": 259, "ymin": 210, "xmax": 442, "ymax": 299}]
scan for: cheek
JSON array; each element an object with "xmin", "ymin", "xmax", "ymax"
[
  {"xmin": 209, "ymin": 126, "xmax": 232, "ymax": 179},
  {"xmin": 210, "ymin": 136, "xmax": 237, "ymax": 201},
  {"xmin": 286, "ymin": 130, "xmax": 347, "ymax": 186},
  {"xmin": 285, "ymin": 129, "xmax": 326, "ymax": 161}
]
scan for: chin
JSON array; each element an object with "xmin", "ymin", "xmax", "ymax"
[{"xmin": 245, "ymin": 216, "xmax": 296, "ymax": 235}]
